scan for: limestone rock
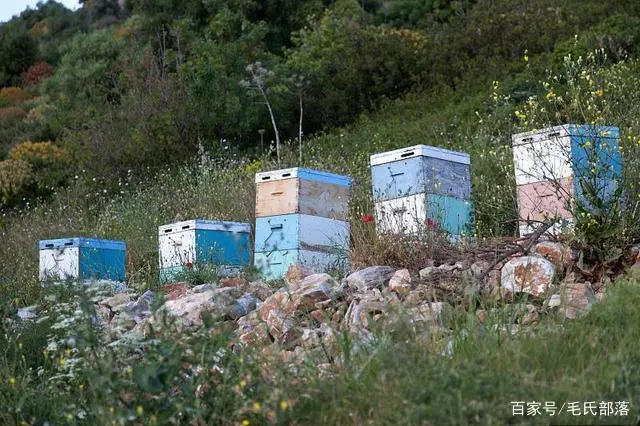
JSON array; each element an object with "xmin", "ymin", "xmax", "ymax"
[
  {"xmin": 100, "ymin": 293, "xmax": 131, "ymax": 310},
  {"xmin": 419, "ymin": 266, "xmax": 438, "ymax": 279},
  {"xmin": 246, "ymin": 280, "xmax": 274, "ymax": 301},
  {"xmin": 389, "ymin": 269, "xmax": 412, "ymax": 295},
  {"xmin": 226, "ymin": 293, "xmax": 258, "ymax": 320},
  {"xmin": 561, "ymin": 282, "xmax": 596, "ymax": 319},
  {"xmin": 17, "ymin": 305, "xmax": 38, "ymax": 320},
  {"xmin": 534, "ymin": 241, "xmax": 570, "ymax": 270},
  {"xmin": 345, "ymin": 266, "xmax": 394, "ymax": 292},
  {"xmin": 501, "ymin": 256, "xmax": 555, "ymax": 297}
]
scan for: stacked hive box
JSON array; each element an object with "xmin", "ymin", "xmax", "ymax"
[
  {"xmin": 370, "ymin": 145, "xmax": 473, "ymax": 237},
  {"xmin": 254, "ymin": 167, "xmax": 351, "ymax": 280},
  {"xmin": 39, "ymin": 237, "xmax": 126, "ymax": 282},
  {"xmin": 512, "ymin": 124, "xmax": 622, "ymax": 236},
  {"xmin": 158, "ymin": 219, "xmax": 251, "ymax": 282}
]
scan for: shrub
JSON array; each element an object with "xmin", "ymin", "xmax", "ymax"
[
  {"xmin": 0, "ymin": 107, "xmax": 27, "ymax": 123},
  {"xmin": 0, "ymin": 159, "xmax": 34, "ymax": 205},
  {"xmin": 20, "ymin": 61, "xmax": 55, "ymax": 87},
  {"xmin": 8, "ymin": 140, "xmax": 71, "ymax": 191},
  {"xmin": 0, "ymin": 87, "xmax": 27, "ymax": 105}
]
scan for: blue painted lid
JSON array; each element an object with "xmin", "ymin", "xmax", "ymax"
[
  {"xmin": 512, "ymin": 124, "xmax": 619, "ymax": 145},
  {"xmin": 158, "ymin": 219, "xmax": 251, "ymax": 235},
  {"xmin": 255, "ymin": 167, "xmax": 352, "ymax": 187},
  {"xmin": 39, "ymin": 238, "xmax": 126, "ymax": 250},
  {"xmin": 370, "ymin": 144, "xmax": 471, "ymax": 166}
]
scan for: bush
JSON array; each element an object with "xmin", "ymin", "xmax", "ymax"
[
  {"xmin": 0, "ymin": 159, "xmax": 34, "ymax": 205},
  {"xmin": 8, "ymin": 140, "xmax": 71, "ymax": 191},
  {"xmin": 0, "ymin": 87, "xmax": 27, "ymax": 105},
  {"xmin": 0, "ymin": 107, "xmax": 27, "ymax": 123},
  {"xmin": 20, "ymin": 61, "xmax": 55, "ymax": 87}
]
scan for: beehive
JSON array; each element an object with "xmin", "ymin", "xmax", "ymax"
[
  {"xmin": 39, "ymin": 238, "xmax": 126, "ymax": 282},
  {"xmin": 158, "ymin": 219, "xmax": 251, "ymax": 282},
  {"xmin": 512, "ymin": 124, "xmax": 622, "ymax": 236},
  {"xmin": 254, "ymin": 249, "xmax": 348, "ymax": 281},
  {"xmin": 370, "ymin": 145, "xmax": 473, "ymax": 236},
  {"xmin": 254, "ymin": 168, "xmax": 352, "ymax": 279},
  {"xmin": 255, "ymin": 167, "xmax": 352, "ymax": 220}
]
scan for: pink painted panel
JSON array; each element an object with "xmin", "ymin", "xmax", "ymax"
[{"xmin": 517, "ymin": 177, "xmax": 574, "ymax": 222}]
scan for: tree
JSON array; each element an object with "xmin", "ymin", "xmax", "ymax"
[{"xmin": 0, "ymin": 24, "xmax": 38, "ymax": 87}]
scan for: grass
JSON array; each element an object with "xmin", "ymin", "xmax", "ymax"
[{"xmin": 1, "ymin": 274, "xmax": 639, "ymax": 425}]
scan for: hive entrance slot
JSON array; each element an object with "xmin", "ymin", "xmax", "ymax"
[
  {"xmin": 164, "ymin": 228, "xmax": 173, "ymax": 233},
  {"xmin": 281, "ymin": 173, "xmax": 291, "ymax": 178},
  {"xmin": 548, "ymin": 132, "xmax": 561, "ymax": 138},
  {"xmin": 181, "ymin": 225, "xmax": 190, "ymax": 230},
  {"xmin": 400, "ymin": 151, "xmax": 415, "ymax": 158},
  {"xmin": 45, "ymin": 244, "xmax": 54, "ymax": 248},
  {"xmin": 65, "ymin": 242, "xmax": 73, "ymax": 246},
  {"xmin": 261, "ymin": 176, "xmax": 271, "ymax": 181}
]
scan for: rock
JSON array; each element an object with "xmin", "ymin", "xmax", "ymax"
[
  {"xmin": 470, "ymin": 260, "xmax": 489, "ymax": 278},
  {"xmin": 192, "ymin": 283, "xmax": 217, "ymax": 293},
  {"xmin": 220, "ymin": 278, "xmax": 247, "ymax": 288},
  {"xmin": 476, "ymin": 310, "xmax": 486, "ymax": 324},
  {"xmin": 345, "ymin": 266, "xmax": 394, "ymax": 292},
  {"xmin": 310, "ymin": 309, "xmax": 326, "ymax": 323},
  {"xmin": 236, "ymin": 310, "xmax": 261, "ymax": 333},
  {"xmin": 238, "ymin": 323, "xmax": 271, "ymax": 346},
  {"xmin": 547, "ymin": 294, "xmax": 561, "ymax": 308},
  {"xmin": 438, "ymin": 263, "xmax": 460, "ymax": 273},
  {"xmin": 121, "ymin": 290, "xmax": 154, "ymax": 323},
  {"xmin": 163, "ymin": 288, "xmax": 241, "ymax": 326},
  {"xmin": 109, "ymin": 312, "xmax": 136, "ymax": 339},
  {"xmin": 419, "ymin": 266, "xmax": 438, "ymax": 279},
  {"xmin": 246, "ymin": 281, "xmax": 274, "ymax": 301},
  {"xmin": 226, "ymin": 293, "xmax": 258, "ymax": 320},
  {"xmin": 534, "ymin": 241, "xmax": 570, "ymax": 270},
  {"xmin": 99, "ymin": 293, "xmax": 131, "ymax": 309},
  {"xmin": 501, "ymin": 256, "xmax": 555, "ymax": 297},
  {"xmin": 95, "ymin": 304, "xmax": 112, "ymax": 324},
  {"xmin": 561, "ymin": 282, "xmax": 596, "ymax": 319},
  {"xmin": 595, "ymin": 291, "xmax": 607, "ymax": 304},
  {"xmin": 389, "ymin": 269, "xmax": 412, "ymax": 295},
  {"xmin": 285, "ymin": 264, "xmax": 311, "ymax": 285},
  {"xmin": 17, "ymin": 305, "xmax": 38, "ymax": 320},
  {"xmin": 258, "ymin": 292, "xmax": 298, "ymax": 344},
  {"xmin": 163, "ymin": 283, "xmax": 189, "ymax": 301},
  {"xmin": 291, "ymin": 273, "xmax": 340, "ymax": 310},
  {"xmin": 521, "ymin": 304, "xmax": 540, "ymax": 325},
  {"xmin": 407, "ymin": 302, "xmax": 447, "ymax": 326},
  {"xmin": 404, "ymin": 288, "xmax": 432, "ymax": 306}
]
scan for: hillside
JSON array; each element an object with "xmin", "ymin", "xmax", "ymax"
[{"xmin": 2, "ymin": 0, "xmax": 640, "ymax": 424}]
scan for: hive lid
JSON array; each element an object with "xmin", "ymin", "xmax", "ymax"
[
  {"xmin": 512, "ymin": 124, "xmax": 619, "ymax": 146},
  {"xmin": 369, "ymin": 144, "xmax": 470, "ymax": 166},
  {"xmin": 255, "ymin": 167, "xmax": 352, "ymax": 187},
  {"xmin": 39, "ymin": 238, "xmax": 126, "ymax": 250},
  {"xmin": 158, "ymin": 219, "xmax": 250, "ymax": 235}
]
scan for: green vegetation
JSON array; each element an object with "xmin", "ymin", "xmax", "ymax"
[{"xmin": 2, "ymin": 0, "xmax": 640, "ymax": 424}]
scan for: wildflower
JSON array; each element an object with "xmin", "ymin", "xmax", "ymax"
[
  {"xmin": 239, "ymin": 379, "xmax": 247, "ymax": 388},
  {"xmin": 8, "ymin": 377, "xmax": 16, "ymax": 385},
  {"xmin": 242, "ymin": 420, "xmax": 251, "ymax": 426},
  {"xmin": 184, "ymin": 261, "xmax": 193, "ymax": 269},
  {"xmin": 361, "ymin": 214, "xmax": 374, "ymax": 223},
  {"xmin": 279, "ymin": 400, "xmax": 289, "ymax": 411},
  {"xmin": 545, "ymin": 91, "xmax": 556, "ymax": 100},
  {"xmin": 426, "ymin": 218, "xmax": 438, "ymax": 229},
  {"xmin": 252, "ymin": 402, "xmax": 262, "ymax": 412},
  {"xmin": 136, "ymin": 405, "xmax": 144, "ymax": 415}
]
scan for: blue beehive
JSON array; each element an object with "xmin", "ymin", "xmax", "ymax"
[
  {"xmin": 254, "ymin": 167, "xmax": 352, "ymax": 280},
  {"xmin": 370, "ymin": 145, "xmax": 473, "ymax": 236},
  {"xmin": 158, "ymin": 219, "xmax": 251, "ymax": 282},
  {"xmin": 512, "ymin": 124, "xmax": 622, "ymax": 235},
  {"xmin": 39, "ymin": 238, "xmax": 126, "ymax": 282}
]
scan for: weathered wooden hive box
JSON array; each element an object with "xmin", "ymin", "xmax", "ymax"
[
  {"xmin": 254, "ymin": 168, "xmax": 352, "ymax": 280},
  {"xmin": 512, "ymin": 124, "xmax": 622, "ymax": 236},
  {"xmin": 370, "ymin": 145, "xmax": 473, "ymax": 236},
  {"xmin": 39, "ymin": 238, "xmax": 126, "ymax": 282},
  {"xmin": 158, "ymin": 219, "xmax": 251, "ymax": 282},
  {"xmin": 255, "ymin": 167, "xmax": 351, "ymax": 220}
]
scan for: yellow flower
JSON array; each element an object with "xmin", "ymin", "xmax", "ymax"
[
  {"xmin": 8, "ymin": 377, "xmax": 16, "ymax": 385},
  {"xmin": 252, "ymin": 402, "xmax": 262, "ymax": 412},
  {"xmin": 279, "ymin": 400, "xmax": 289, "ymax": 411},
  {"xmin": 594, "ymin": 88, "xmax": 604, "ymax": 97},
  {"xmin": 545, "ymin": 91, "xmax": 556, "ymax": 100},
  {"xmin": 136, "ymin": 405, "xmax": 144, "ymax": 416},
  {"xmin": 584, "ymin": 141, "xmax": 592, "ymax": 148},
  {"xmin": 239, "ymin": 380, "xmax": 247, "ymax": 388},
  {"xmin": 242, "ymin": 420, "xmax": 251, "ymax": 426}
]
